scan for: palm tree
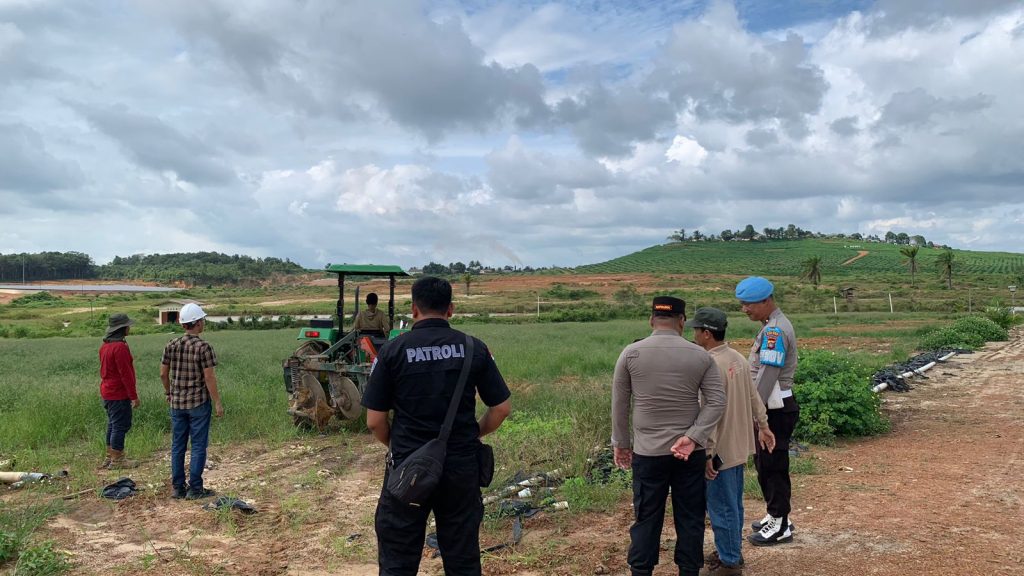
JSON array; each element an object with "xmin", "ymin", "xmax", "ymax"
[
  {"xmin": 900, "ymin": 245, "xmax": 920, "ymax": 286},
  {"xmin": 461, "ymin": 273, "xmax": 473, "ymax": 296},
  {"xmin": 801, "ymin": 255, "xmax": 823, "ymax": 288},
  {"xmin": 936, "ymin": 249, "xmax": 955, "ymax": 289}
]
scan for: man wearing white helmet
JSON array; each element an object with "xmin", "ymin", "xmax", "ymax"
[{"xmin": 160, "ymin": 302, "xmax": 223, "ymax": 500}]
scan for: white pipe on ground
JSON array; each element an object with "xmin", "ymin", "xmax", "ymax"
[{"xmin": 871, "ymin": 352, "xmax": 957, "ymax": 393}]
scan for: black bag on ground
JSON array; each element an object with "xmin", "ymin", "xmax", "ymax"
[
  {"xmin": 386, "ymin": 335, "xmax": 474, "ymax": 507},
  {"xmin": 477, "ymin": 442, "xmax": 495, "ymax": 488}
]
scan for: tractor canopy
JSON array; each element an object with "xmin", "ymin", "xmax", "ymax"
[{"xmin": 325, "ymin": 264, "xmax": 409, "ymax": 276}]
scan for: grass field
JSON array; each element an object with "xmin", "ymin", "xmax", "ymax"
[
  {"xmin": 0, "ymin": 313, "xmax": 944, "ymax": 486},
  {"xmin": 578, "ymin": 239, "xmax": 1024, "ymax": 281}
]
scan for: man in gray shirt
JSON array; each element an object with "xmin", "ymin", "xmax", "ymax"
[{"xmin": 612, "ymin": 296, "xmax": 726, "ymax": 576}]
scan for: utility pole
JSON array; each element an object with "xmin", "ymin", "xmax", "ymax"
[
  {"xmin": 1011, "ymin": 285, "xmax": 1018, "ymax": 315},
  {"xmin": 22, "ymin": 256, "xmax": 26, "ymax": 284}
]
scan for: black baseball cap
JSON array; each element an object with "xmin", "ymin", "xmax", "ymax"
[
  {"xmin": 652, "ymin": 296, "xmax": 685, "ymax": 316},
  {"xmin": 684, "ymin": 307, "xmax": 728, "ymax": 331}
]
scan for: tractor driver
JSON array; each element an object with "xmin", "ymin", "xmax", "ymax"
[{"xmin": 353, "ymin": 292, "xmax": 392, "ymax": 335}]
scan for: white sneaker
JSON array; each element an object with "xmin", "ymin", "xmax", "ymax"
[
  {"xmin": 747, "ymin": 515, "xmax": 793, "ymax": 546},
  {"xmin": 751, "ymin": 513, "xmax": 795, "ymax": 534}
]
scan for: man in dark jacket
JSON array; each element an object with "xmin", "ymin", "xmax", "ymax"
[{"xmin": 362, "ymin": 276, "xmax": 511, "ymax": 576}]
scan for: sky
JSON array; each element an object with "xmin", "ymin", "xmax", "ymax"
[{"xmin": 2, "ymin": 0, "xmax": 1023, "ymax": 269}]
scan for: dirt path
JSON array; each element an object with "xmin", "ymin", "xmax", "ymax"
[
  {"xmin": 734, "ymin": 328, "xmax": 1024, "ymax": 576},
  {"xmin": 32, "ymin": 330, "xmax": 1024, "ymax": 575},
  {"xmin": 841, "ymin": 250, "xmax": 870, "ymax": 265}
]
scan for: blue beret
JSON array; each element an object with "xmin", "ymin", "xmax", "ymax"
[{"xmin": 735, "ymin": 276, "xmax": 774, "ymax": 302}]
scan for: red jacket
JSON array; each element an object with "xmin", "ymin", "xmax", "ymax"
[{"xmin": 99, "ymin": 341, "xmax": 138, "ymax": 401}]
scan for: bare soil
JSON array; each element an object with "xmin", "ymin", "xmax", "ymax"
[
  {"xmin": 21, "ymin": 330, "xmax": 1024, "ymax": 575},
  {"xmin": 841, "ymin": 251, "xmax": 870, "ymax": 266}
]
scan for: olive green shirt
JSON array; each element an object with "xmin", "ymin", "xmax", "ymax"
[
  {"xmin": 611, "ymin": 330, "xmax": 726, "ymax": 456},
  {"xmin": 353, "ymin": 308, "xmax": 391, "ymax": 334}
]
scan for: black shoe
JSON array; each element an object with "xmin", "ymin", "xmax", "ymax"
[
  {"xmin": 747, "ymin": 515, "xmax": 793, "ymax": 546},
  {"xmin": 185, "ymin": 487, "xmax": 216, "ymax": 500},
  {"xmin": 751, "ymin": 513, "xmax": 795, "ymax": 534},
  {"xmin": 171, "ymin": 485, "xmax": 188, "ymax": 499}
]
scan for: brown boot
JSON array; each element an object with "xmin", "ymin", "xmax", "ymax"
[
  {"xmin": 108, "ymin": 449, "xmax": 138, "ymax": 469},
  {"xmin": 97, "ymin": 447, "xmax": 113, "ymax": 470}
]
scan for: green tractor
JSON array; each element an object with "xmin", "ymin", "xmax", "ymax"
[{"xmin": 283, "ymin": 264, "xmax": 410, "ymax": 430}]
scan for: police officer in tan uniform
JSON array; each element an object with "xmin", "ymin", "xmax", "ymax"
[
  {"xmin": 612, "ymin": 296, "xmax": 726, "ymax": 576},
  {"xmin": 735, "ymin": 277, "xmax": 799, "ymax": 546}
]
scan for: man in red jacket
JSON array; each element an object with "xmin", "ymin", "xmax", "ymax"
[{"xmin": 99, "ymin": 313, "xmax": 140, "ymax": 469}]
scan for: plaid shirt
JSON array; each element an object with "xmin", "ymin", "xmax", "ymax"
[{"xmin": 161, "ymin": 334, "xmax": 218, "ymax": 410}]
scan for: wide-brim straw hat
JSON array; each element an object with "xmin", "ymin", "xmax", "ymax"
[{"xmin": 105, "ymin": 313, "xmax": 135, "ymax": 336}]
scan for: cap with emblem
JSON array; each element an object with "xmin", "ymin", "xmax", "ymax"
[
  {"xmin": 651, "ymin": 296, "xmax": 685, "ymax": 316},
  {"xmin": 735, "ymin": 276, "xmax": 774, "ymax": 303},
  {"xmin": 684, "ymin": 307, "xmax": 728, "ymax": 331}
]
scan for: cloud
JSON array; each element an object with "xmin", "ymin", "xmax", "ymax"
[
  {"xmin": 648, "ymin": 1, "xmax": 829, "ymax": 137},
  {"xmin": 151, "ymin": 0, "xmax": 550, "ymax": 139},
  {"xmin": 3, "ymin": 0, "xmax": 1024, "ymax": 267},
  {"xmin": 829, "ymin": 116, "xmax": 860, "ymax": 136},
  {"xmin": 70, "ymin": 103, "xmax": 236, "ymax": 185},
  {"xmin": 555, "ymin": 83, "xmax": 675, "ymax": 156},
  {"xmin": 877, "ymin": 88, "xmax": 993, "ymax": 128},
  {"xmin": 0, "ymin": 123, "xmax": 83, "ymax": 192},
  {"xmin": 486, "ymin": 136, "xmax": 614, "ymax": 202}
]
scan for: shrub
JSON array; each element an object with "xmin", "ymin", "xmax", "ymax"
[
  {"xmin": 982, "ymin": 306, "xmax": 1018, "ymax": 330},
  {"xmin": 8, "ymin": 292, "xmax": 62, "ymax": 308},
  {"xmin": 14, "ymin": 540, "xmax": 70, "ymax": 575},
  {"xmin": 544, "ymin": 284, "xmax": 599, "ymax": 301},
  {"xmin": 918, "ymin": 327, "xmax": 984, "ymax": 351},
  {"xmin": 0, "ymin": 531, "xmax": 16, "ymax": 563},
  {"xmin": 793, "ymin": 351, "xmax": 889, "ymax": 444},
  {"xmin": 951, "ymin": 315, "xmax": 1008, "ymax": 342},
  {"xmin": 794, "ymin": 350, "xmax": 873, "ymax": 386},
  {"xmin": 560, "ymin": 474, "xmax": 629, "ymax": 513}
]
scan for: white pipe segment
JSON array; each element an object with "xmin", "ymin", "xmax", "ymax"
[{"xmin": 871, "ymin": 352, "xmax": 957, "ymax": 393}]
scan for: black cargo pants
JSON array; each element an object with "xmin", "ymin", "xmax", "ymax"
[
  {"xmin": 375, "ymin": 455, "xmax": 483, "ymax": 576},
  {"xmin": 628, "ymin": 451, "xmax": 707, "ymax": 576},
  {"xmin": 755, "ymin": 396, "xmax": 800, "ymax": 519}
]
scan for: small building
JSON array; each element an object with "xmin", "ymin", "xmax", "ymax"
[
  {"xmin": 839, "ymin": 287, "xmax": 856, "ymax": 303},
  {"xmin": 155, "ymin": 299, "xmax": 202, "ymax": 325}
]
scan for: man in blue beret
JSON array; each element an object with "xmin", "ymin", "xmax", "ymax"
[{"xmin": 735, "ymin": 277, "xmax": 800, "ymax": 546}]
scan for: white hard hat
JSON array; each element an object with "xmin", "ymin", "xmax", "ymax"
[{"xmin": 179, "ymin": 303, "xmax": 207, "ymax": 324}]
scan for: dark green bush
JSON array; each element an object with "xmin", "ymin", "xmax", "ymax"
[
  {"xmin": 918, "ymin": 327, "xmax": 984, "ymax": 351},
  {"xmin": 8, "ymin": 293, "xmax": 62, "ymax": 308},
  {"xmin": 794, "ymin": 350, "xmax": 874, "ymax": 386},
  {"xmin": 982, "ymin": 307, "xmax": 1019, "ymax": 330},
  {"xmin": 952, "ymin": 315, "xmax": 1008, "ymax": 342},
  {"xmin": 544, "ymin": 284, "xmax": 599, "ymax": 301},
  {"xmin": 793, "ymin": 351, "xmax": 890, "ymax": 445},
  {"xmin": 0, "ymin": 531, "xmax": 15, "ymax": 563},
  {"xmin": 13, "ymin": 540, "xmax": 70, "ymax": 575}
]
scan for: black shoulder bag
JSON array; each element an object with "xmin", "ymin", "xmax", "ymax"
[{"xmin": 386, "ymin": 335, "xmax": 474, "ymax": 507}]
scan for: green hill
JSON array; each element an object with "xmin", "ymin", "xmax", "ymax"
[{"xmin": 577, "ymin": 239, "xmax": 1024, "ymax": 281}]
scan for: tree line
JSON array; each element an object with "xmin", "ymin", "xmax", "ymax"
[
  {"xmin": 0, "ymin": 252, "xmax": 95, "ymax": 282},
  {"xmin": 667, "ymin": 225, "xmax": 934, "ymax": 247},
  {"xmin": 0, "ymin": 251, "xmax": 306, "ymax": 284},
  {"xmin": 418, "ymin": 260, "xmax": 565, "ymax": 275}
]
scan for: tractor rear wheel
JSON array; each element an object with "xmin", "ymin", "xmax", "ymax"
[{"xmin": 283, "ymin": 341, "xmax": 330, "ymax": 393}]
